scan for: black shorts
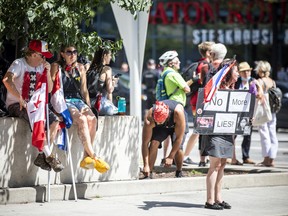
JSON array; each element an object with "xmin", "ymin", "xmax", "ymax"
[
  {"xmin": 151, "ymin": 127, "xmax": 187, "ymax": 150},
  {"xmin": 8, "ymin": 103, "xmax": 58, "ymax": 129}
]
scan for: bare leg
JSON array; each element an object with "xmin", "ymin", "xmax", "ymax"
[
  {"xmin": 206, "ymin": 156, "xmax": 221, "ymax": 204},
  {"xmin": 184, "ymin": 133, "xmax": 199, "ymax": 157},
  {"xmin": 70, "ymin": 108, "xmax": 94, "ymax": 158},
  {"xmin": 163, "ymin": 137, "xmax": 170, "ymax": 158},
  {"xmin": 82, "ymin": 108, "xmax": 97, "ymax": 157},
  {"xmin": 215, "ymin": 158, "xmax": 226, "ymax": 203}
]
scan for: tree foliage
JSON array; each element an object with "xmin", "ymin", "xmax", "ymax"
[{"xmin": 0, "ymin": 0, "xmax": 152, "ymax": 58}]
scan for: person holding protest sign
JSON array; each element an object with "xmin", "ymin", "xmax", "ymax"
[
  {"xmin": 201, "ymin": 57, "xmax": 239, "ymax": 210},
  {"xmin": 3, "ymin": 39, "xmax": 64, "ymax": 172},
  {"xmin": 142, "ymin": 100, "xmax": 189, "ymax": 178}
]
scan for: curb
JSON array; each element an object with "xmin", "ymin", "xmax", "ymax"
[{"xmin": 1, "ymin": 171, "xmax": 288, "ymax": 204}]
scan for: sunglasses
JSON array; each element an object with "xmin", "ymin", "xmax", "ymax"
[{"xmin": 65, "ymin": 50, "xmax": 78, "ymax": 56}]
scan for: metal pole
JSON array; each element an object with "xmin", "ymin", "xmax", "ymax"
[
  {"xmin": 45, "ymin": 103, "xmax": 51, "ymax": 202},
  {"xmin": 65, "ymin": 129, "xmax": 78, "ymax": 201}
]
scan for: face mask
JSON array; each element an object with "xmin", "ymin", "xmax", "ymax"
[{"xmin": 241, "ymin": 77, "xmax": 250, "ymax": 82}]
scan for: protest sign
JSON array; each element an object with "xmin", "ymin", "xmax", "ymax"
[{"xmin": 194, "ymin": 88, "xmax": 255, "ymax": 135}]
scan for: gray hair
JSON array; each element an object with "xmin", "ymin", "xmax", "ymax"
[{"xmin": 211, "ymin": 43, "xmax": 227, "ymax": 60}]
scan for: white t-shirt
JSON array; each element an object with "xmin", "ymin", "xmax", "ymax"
[{"xmin": 6, "ymin": 58, "xmax": 44, "ymax": 107}]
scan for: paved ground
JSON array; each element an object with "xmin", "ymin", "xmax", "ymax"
[
  {"xmin": 1, "ymin": 129, "xmax": 287, "ymax": 216},
  {"xmin": 1, "ymin": 186, "xmax": 287, "ymax": 216}
]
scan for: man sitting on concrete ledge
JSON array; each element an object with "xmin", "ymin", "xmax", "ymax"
[
  {"xmin": 2, "ymin": 39, "xmax": 64, "ymax": 172},
  {"xmin": 142, "ymin": 100, "xmax": 188, "ymax": 178}
]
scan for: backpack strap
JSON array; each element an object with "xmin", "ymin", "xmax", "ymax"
[{"xmin": 162, "ymin": 70, "xmax": 179, "ymax": 98}]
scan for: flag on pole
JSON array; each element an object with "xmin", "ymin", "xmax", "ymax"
[
  {"xmin": 55, "ymin": 122, "xmax": 68, "ymax": 151},
  {"xmin": 203, "ymin": 61, "xmax": 236, "ymax": 103},
  {"xmin": 26, "ymin": 69, "xmax": 48, "ymax": 151},
  {"xmin": 50, "ymin": 68, "xmax": 73, "ymax": 129}
]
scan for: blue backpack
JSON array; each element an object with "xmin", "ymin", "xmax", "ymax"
[{"xmin": 156, "ymin": 70, "xmax": 177, "ymax": 101}]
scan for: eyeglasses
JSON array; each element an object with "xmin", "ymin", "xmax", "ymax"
[{"xmin": 65, "ymin": 50, "xmax": 78, "ymax": 56}]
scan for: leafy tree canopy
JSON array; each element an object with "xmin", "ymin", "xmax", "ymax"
[{"xmin": 0, "ymin": 0, "xmax": 152, "ymax": 59}]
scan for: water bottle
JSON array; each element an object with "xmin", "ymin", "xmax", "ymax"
[{"xmin": 117, "ymin": 96, "xmax": 126, "ymax": 115}]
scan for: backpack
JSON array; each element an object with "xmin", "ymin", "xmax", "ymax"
[
  {"xmin": 268, "ymin": 84, "xmax": 282, "ymax": 113},
  {"xmin": 181, "ymin": 60, "xmax": 211, "ymax": 96},
  {"xmin": 155, "ymin": 70, "xmax": 174, "ymax": 101},
  {"xmin": 86, "ymin": 69, "xmax": 100, "ymax": 99}
]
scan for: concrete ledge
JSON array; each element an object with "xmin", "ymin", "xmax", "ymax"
[
  {"xmin": 1, "ymin": 172, "xmax": 287, "ymax": 204},
  {"xmin": 0, "ymin": 116, "xmax": 140, "ymax": 188}
]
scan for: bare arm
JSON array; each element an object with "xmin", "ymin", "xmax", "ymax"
[
  {"xmin": 167, "ymin": 104, "xmax": 185, "ymax": 160},
  {"xmin": 2, "ymin": 71, "xmax": 26, "ymax": 109},
  {"xmin": 78, "ymin": 63, "xmax": 91, "ymax": 107},
  {"xmin": 141, "ymin": 109, "xmax": 155, "ymax": 176},
  {"xmin": 103, "ymin": 66, "xmax": 114, "ymax": 101}
]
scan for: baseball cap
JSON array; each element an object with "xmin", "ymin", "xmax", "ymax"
[
  {"xmin": 153, "ymin": 101, "xmax": 169, "ymax": 123},
  {"xmin": 29, "ymin": 40, "xmax": 53, "ymax": 58}
]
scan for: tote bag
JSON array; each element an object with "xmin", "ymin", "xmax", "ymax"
[{"xmin": 253, "ymin": 93, "xmax": 272, "ymax": 126}]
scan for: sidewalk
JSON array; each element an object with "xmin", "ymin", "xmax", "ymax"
[
  {"xmin": 1, "ymin": 129, "xmax": 287, "ymax": 205},
  {"xmin": 1, "ymin": 185, "xmax": 288, "ymax": 216}
]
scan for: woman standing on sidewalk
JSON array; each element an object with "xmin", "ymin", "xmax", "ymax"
[
  {"xmin": 201, "ymin": 55, "xmax": 239, "ymax": 210},
  {"xmin": 255, "ymin": 61, "xmax": 279, "ymax": 167}
]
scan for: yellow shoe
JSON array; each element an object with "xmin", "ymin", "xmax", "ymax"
[
  {"xmin": 94, "ymin": 157, "xmax": 110, "ymax": 173},
  {"xmin": 80, "ymin": 157, "xmax": 95, "ymax": 169}
]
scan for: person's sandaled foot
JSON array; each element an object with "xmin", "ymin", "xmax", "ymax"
[
  {"xmin": 231, "ymin": 160, "xmax": 243, "ymax": 165},
  {"xmin": 217, "ymin": 201, "xmax": 231, "ymax": 209},
  {"xmin": 204, "ymin": 202, "xmax": 223, "ymax": 210}
]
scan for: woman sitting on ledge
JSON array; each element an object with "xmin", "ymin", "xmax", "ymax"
[{"xmin": 51, "ymin": 43, "xmax": 109, "ymax": 173}]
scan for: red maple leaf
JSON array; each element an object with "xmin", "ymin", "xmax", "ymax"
[{"xmin": 34, "ymin": 95, "xmax": 42, "ymax": 108}]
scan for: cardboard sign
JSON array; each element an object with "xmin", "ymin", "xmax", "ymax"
[{"xmin": 194, "ymin": 88, "xmax": 255, "ymax": 135}]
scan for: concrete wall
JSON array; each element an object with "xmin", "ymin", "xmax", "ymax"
[{"xmin": 0, "ymin": 116, "xmax": 140, "ymax": 188}]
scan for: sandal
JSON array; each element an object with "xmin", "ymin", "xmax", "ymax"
[
  {"xmin": 204, "ymin": 202, "xmax": 223, "ymax": 210},
  {"xmin": 231, "ymin": 160, "xmax": 243, "ymax": 166},
  {"xmin": 217, "ymin": 201, "xmax": 231, "ymax": 209}
]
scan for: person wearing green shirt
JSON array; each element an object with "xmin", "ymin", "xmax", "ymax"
[{"xmin": 159, "ymin": 50, "xmax": 191, "ymax": 106}]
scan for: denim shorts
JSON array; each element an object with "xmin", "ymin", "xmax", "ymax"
[{"xmin": 65, "ymin": 98, "xmax": 89, "ymax": 111}]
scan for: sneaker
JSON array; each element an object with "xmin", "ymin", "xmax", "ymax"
[
  {"xmin": 175, "ymin": 170, "xmax": 183, "ymax": 178},
  {"xmin": 94, "ymin": 157, "xmax": 110, "ymax": 173},
  {"xmin": 183, "ymin": 157, "xmax": 198, "ymax": 165},
  {"xmin": 34, "ymin": 153, "xmax": 52, "ymax": 171},
  {"xmin": 198, "ymin": 161, "xmax": 206, "ymax": 167},
  {"xmin": 45, "ymin": 154, "xmax": 64, "ymax": 172},
  {"xmin": 80, "ymin": 156, "xmax": 95, "ymax": 169}
]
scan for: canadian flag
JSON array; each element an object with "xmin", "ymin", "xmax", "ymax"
[
  {"xmin": 51, "ymin": 68, "xmax": 73, "ymax": 151},
  {"xmin": 26, "ymin": 69, "xmax": 48, "ymax": 151},
  {"xmin": 50, "ymin": 68, "xmax": 72, "ymax": 129}
]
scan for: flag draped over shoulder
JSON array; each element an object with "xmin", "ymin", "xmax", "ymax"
[
  {"xmin": 203, "ymin": 61, "xmax": 236, "ymax": 103},
  {"xmin": 50, "ymin": 68, "xmax": 72, "ymax": 129},
  {"xmin": 50, "ymin": 68, "xmax": 72, "ymax": 151},
  {"xmin": 26, "ymin": 69, "xmax": 47, "ymax": 151}
]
